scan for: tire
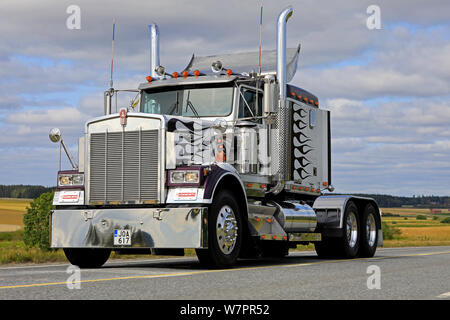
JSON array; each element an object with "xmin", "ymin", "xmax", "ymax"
[
  {"xmin": 314, "ymin": 237, "xmax": 338, "ymax": 259},
  {"xmin": 196, "ymin": 190, "xmax": 242, "ymax": 268},
  {"xmin": 315, "ymin": 201, "xmax": 360, "ymax": 259},
  {"xmin": 339, "ymin": 201, "xmax": 360, "ymax": 258},
  {"xmin": 359, "ymin": 203, "xmax": 379, "ymax": 257},
  {"xmin": 63, "ymin": 248, "xmax": 111, "ymax": 268}
]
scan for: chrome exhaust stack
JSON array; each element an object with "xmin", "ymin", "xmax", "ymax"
[
  {"xmin": 277, "ymin": 6, "xmax": 293, "ymax": 101},
  {"xmin": 149, "ymin": 23, "xmax": 160, "ymax": 79},
  {"xmin": 270, "ymin": 6, "xmax": 293, "ymax": 194}
]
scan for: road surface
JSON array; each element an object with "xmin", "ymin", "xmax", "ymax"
[{"xmin": 0, "ymin": 246, "xmax": 449, "ymax": 300}]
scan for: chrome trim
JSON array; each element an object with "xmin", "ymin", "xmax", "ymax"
[
  {"xmin": 288, "ymin": 233, "xmax": 321, "ymax": 242},
  {"xmin": 51, "ymin": 207, "xmax": 208, "ymax": 249},
  {"xmin": 366, "ymin": 213, "xmax": 377, "ymax": 247},
  {"xmin": 138, "ymin": 75, "xmax": 237, "ymax": 91},
  {"xmin": 346, "ymin": 211, "xmax": 358, "ymax": 248},
  {"xmin": 313, "ymin": 195, "xmax": 382, "ymax": 230},
  {"xmin": 276, "ymin": 6, "xmax": 293, "ymax": 100},
  {"xmin": 216, "ymin": 205, "xmax": 238, "ymax": 254},
  {"xmin": 150, "ymin": 24, "xmax": 159, "ymax": 79}
]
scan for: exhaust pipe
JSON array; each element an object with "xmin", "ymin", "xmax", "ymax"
[
  {"xmin": 270, "ymin": 6, "xmax": 293, "ymax": 193},
  {"xmin": 149, "ymin": 23, "xmax": 160, "ymax": 79},
  {"xmin": 277, "ymin": 6, "xmax": 293, "ymax": 100}
]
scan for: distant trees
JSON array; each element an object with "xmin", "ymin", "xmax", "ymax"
[
  {"xmin": 350, "ymin": 194, "xmax": 450, "ymax": 208},
  {"xmin": 0, "ymin": 185, "xmax": 54, "ymax": 199}
]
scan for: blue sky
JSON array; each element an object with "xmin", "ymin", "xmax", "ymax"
[{"xmin": 0, "ymin": 0, "xmax": 449, "ymax": 196}]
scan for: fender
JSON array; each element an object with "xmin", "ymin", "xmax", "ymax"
[
  {"xmin": 313, "ymin": 195, "xmax": 383, "ymax": 245},
  {"xmin": 203, "ymin": 163, "xmax": 248, "ymax": 216}
]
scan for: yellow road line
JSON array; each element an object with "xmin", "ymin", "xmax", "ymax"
[{"xmin": 1, "ymin": 250, "xmax": 450, "ymax": 290}]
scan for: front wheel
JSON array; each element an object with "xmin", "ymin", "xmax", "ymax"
[
  {"xmin": 63, "ymin": 248, "xmax": 111, "ymax": 268},
  {"xmin": 196, "ymin": 190, "xmax": 242, "ymax": 268}
]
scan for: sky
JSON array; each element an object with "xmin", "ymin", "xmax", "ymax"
[{"xmin": 0, "ymin": 0, "xmax": 449, "ymax": 196}]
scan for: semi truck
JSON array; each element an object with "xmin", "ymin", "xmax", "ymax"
[{"xmin": 49, "ymin": 6, "xmax": 382, "ymax": 268}]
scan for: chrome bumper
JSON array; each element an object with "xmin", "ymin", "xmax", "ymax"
[{"xmin": 51, "ymin": 207, "xmax": 208, "ymax": 249}]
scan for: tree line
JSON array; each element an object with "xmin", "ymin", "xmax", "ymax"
[
  {"xmin": 0, "ymin": 185, "xmax": 55, "ymax": 199},
  {"xmin": 348, "ymin": 194, "xmax": 450, "ymax": 208}
]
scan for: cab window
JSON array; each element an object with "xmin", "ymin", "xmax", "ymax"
[{"xmin": 238, "ymin": 87, "xmax": 263, "ymax": 121}]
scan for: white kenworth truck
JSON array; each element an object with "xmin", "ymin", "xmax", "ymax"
[{"xmin": 49, "ymin": 7, "xmax": 382, "ymax": 268}]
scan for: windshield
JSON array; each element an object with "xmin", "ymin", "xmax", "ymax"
[{"xmin": 140, "ymin": 85, "xmax": 233, "ymax": 117}]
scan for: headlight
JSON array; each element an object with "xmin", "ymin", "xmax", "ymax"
[
  {"xmin": 169, "ymin": 169, "xmax": 200, "ymax": 185},
  {"xmin": 58, "ymin": 173, "xmax": 84, "ymax": 187}
]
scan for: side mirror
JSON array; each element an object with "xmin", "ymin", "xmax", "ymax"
[{"xmin": 49, "ymin": 128, "xmax": 61, "ymax": 143}]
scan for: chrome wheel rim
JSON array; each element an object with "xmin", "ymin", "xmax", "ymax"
[
  {"xmin": 216, "ymin": 205, "xmax": 238, "ymax": 255},
  {"xmin": 366, "ymin": 214, "xmax": 377, "ymax": 247},
  {"xmin": 346, "ymin": 212, "xmax": 358, "ymax": 248}
]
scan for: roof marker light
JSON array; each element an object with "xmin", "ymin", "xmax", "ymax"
[
  {"xmin": 194, "ymin": 69, "xmax": 200, "ymax": 76},
  {"xmin": 182, "ymin": 71, "xmax": 189, "ymax": 78},
  {"xmin": 211, "ymin": 60, "xmax": 223, "ymax": 73},
  {"xmin": 146, "ymin": 76, "xmax": 152, "ymax": 83},
  {"xmin": 226, "ymin": 69, "xmax": 233, "ymax": 76},
  {"xmin": 172, "ymin": 72, "xmax": 179, "ymax": 78}
]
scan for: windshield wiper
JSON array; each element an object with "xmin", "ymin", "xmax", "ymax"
[{"xmin": 185, "ymin": 90, "xmax": 200, "ymax": 118}]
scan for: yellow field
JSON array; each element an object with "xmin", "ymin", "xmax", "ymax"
[
  {"xmin": 381, "ymin": 207, "xmax": 450, "ymax": 247},
  {"xmin": 0, "ymin": 198, "xmax": 30, "ymax": 231},
  {"xmin": 381, "ymin": 207, "xmax": 450, "ymax": 216}
]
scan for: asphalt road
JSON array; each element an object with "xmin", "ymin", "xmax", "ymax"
[{"xmin": 0, "ymin": 246, "xmax": 449, "ymax": 300}]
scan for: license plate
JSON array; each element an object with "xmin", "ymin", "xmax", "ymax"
[{"xmin": 114, "ymin": 229, "xmax": 131, "ymax": 246}]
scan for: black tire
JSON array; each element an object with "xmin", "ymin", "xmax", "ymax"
[
  {"xmin": 63, "ymin": 248, "xmax": 111, "ymax": 268},
  {"xmin": 196, "ymin": 190, "xmax": 242, "ymax": 268},
  {"xmin": 359, "ymin": 203, "xmax": 379, "ymax": 257},
  {"xmin": 315, "ymin": 201, "xmax": 360, "ymax": 259},
  {"xmin": 339, "ymin": 201, "xmax": 360, "ymax": 258},
  {"xmin": 260, "ymin": 241, "xmax": 289, "ymax": 258},
  {"xmin": 314, "ymin": 237, "xmax": 338, "ymax": 259}
]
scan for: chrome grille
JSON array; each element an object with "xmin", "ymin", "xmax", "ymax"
[{"xmin": 89, "ymin": 130, "xmax": 159, "ymax": 203}]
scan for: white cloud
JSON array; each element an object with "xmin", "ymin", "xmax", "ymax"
[{"xmin": 0, "ymin": 0, "xmax": 448, "ymax": 195}]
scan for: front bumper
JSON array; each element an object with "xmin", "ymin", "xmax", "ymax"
[{"xmin": 51, "ymin": 207, "xmax": 208, "ymax": 249}]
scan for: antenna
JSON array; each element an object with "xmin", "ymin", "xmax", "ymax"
[
  {"xmin": 110, "ymin": 19, "xmax": 116, "ymax": 88},
  {"xmin": 258, "ymin": 4, "xmax": 263, "ymax": 75}
]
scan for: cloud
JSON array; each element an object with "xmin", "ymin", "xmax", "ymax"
[{"xmin": 0, "ymin": 0, "xmax": 448, "ymax": 195}]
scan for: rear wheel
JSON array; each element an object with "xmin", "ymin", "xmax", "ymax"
[
  {"xmin": 315, "ymin": 201, "xmax": 360, "ymax": 259},
  {"xmin": 196, "ymin": 190, "xmax": 242, "ymax": 268},
  {"xmin": 63, "ymin": 248, "xmax": 111, "ymax": 268},
  {"xmin": 339, "ymin": 201, "xmax": 360, "ymax": 258},
  {"xmin": 359, "ymin": 203, "xmax": 378, "ymax": 257}
]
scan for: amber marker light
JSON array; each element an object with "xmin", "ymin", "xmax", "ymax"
[
  {"xmin": 172, "ymin": 72, "xmax": 179, "ymax": 78},
  {"xmin": 146, "ymin": 76, "xmax": 152, "ymax": 83},
  {"xmin": 194, "ymin": 69, "xmax": 200, "ymax": 76},
  {"xmin": 226, "ymin": 69, "xmax": 232, "ymax": 76},
  {"xmin": 182, "ymin": 71, "xmax": 189, "ymax": 78}
]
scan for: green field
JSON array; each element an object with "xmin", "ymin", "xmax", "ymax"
[{"xmin": 0, "ymin": 199, "xmax": 450, "ymax": 264}]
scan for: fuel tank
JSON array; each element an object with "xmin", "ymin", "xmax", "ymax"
[{"xmin": 271, "ymin": 201, "xmax": 317, "ymax": 233}]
